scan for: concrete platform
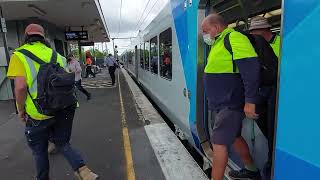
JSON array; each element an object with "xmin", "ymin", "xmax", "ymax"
[{"xmin": 0, "ymin": 68, "xmax": 208, "ymax": 180}]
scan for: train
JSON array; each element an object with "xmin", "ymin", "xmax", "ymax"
[{"xmin": 120, "ymin": 0, "xmax": 320, "ymax": 179}]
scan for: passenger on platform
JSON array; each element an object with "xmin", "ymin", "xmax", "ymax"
[
  {"xmin": 67, "ymin": 54, "xmax": 92, "ymax": 100},
  {"xmin": 249, "ymin": 16, "xmax": 281, "ymax": 58},
  {"xmin": 85, "ymin": 51, "xmax": 96, "ymax": 78},
  {"xmin": 7, "ymin": 24, "xmax": 98, "ymax": 180},
  {"xmin": 202, "ymin": 13, "xmax": 261, "ymax": 180},
  {"xmin": 105, "ymin": 54, "xmax": 118, "ymax": 86}
]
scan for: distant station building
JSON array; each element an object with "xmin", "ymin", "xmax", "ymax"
[{"xmin": 0, "ymin": 0, "xmax": 110, "ymax": 100}]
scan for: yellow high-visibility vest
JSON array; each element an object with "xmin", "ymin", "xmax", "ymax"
[{"xmin": 14, "ymin": 42, "xmax": 67, "ymax": 120}]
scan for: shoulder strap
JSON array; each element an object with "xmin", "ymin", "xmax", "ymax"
[
  {"xmin": 17, "ymin": 49, "xmax": 46, "ymax": 65},
  {"xmin": 50, "ymin": 50, "xmax": 57, "ymax": 64},
  {"xmin": 224, "ymin": 32, "xmax": 236, "ymax": 72}
]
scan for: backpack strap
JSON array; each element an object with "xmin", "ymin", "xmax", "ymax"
[
  {"xmin": 17, "ymin": 49, "xmax": 46, "ymax": 65},
  {"xmin": 50, "ymin": 50, "xmax": 58, "ymax": 64},
  {"xmin": 224, "ymin": 32, "xmax": 236, "ymax": 73}
]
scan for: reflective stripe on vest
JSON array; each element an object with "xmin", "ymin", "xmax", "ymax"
[
  {"xmin": 23, "ymin": 55, "xmax": 38, "ymax": 95},
  {"xmin": 14, "ymin": 42, "xmax": 66, "ymax": 120}
]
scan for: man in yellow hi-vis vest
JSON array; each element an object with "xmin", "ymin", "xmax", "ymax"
[
  {"xmin": 202, "ymin": 14, "xmax": 261, "ymax": 180},
  {"xmin": 7, "ymin": 24, "xmax": 98, "ymax": 180},
  {"xmin": 249, "ymin": 16, "xmax": 281, "ymax": 58}
]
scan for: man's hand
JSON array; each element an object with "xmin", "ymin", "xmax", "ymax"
[
  {"xmin": 18, "ymin": 109, "xmax": 27, "ymax": 123},
  {"xmin": 244, "ymin": 103, "xmax": 259, "ymax": 119}
]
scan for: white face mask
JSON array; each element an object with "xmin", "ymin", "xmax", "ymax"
[{"xmin": 203, "ymin": 33, "xmax": 215, "ymax": 45}]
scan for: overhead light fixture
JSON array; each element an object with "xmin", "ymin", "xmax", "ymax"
[{"xmin": 28, "ymin": 4, "xmax": 47, "ymax": 16}]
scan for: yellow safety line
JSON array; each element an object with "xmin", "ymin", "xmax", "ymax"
[{"xmin": 118, "ymin": 71, "xmax": 136, "ymax": 180}]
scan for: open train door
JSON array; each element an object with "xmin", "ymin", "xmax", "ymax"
[{"xmin": 196, "ymin": 0, "xmax": 282, "ymax": 179}]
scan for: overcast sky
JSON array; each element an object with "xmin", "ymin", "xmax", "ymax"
[{"xmin": 99, "ymin": 0, "xmax": 169, "ymax": 55}]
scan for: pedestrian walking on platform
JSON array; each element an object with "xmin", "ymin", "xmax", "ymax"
[
  {"xmin": 7, "ymin": 23, "xmax": 98, "ymax": 180},
  {"xmin": 67, "ymin": 54, "xmax": 92, "ymax": 100},
  {"xmin": 105, "ymin": 54, "xmax": 118, "ymax": 86},
  {"xmin": 85, "ymin": 51, "xmax": 96, "ymax": 78}
]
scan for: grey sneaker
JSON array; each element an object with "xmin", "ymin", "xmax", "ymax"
[{"xmin": 228, "ymin": 169, "xmax": 261, "ymax": 180}]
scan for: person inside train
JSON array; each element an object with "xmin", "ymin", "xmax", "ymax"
[
  {"xmin": 163, "ymin": 54, "xmax": 171, "ymax": 77},
  {"xmin": 249, "ymin": 16, "xmax": 281, "ymax": 58},
  {"xmin": 246, "ymin": 16, "xmax": 279, "ymax": 176},
  {"xmin": 202, "ymin": 13, "xmax": 261, "ymax": 180},
  {"xmin": 151, "ymin": 57, "xmax": 158, "ymax": 73}
]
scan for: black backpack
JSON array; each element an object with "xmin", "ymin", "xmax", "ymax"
[
  {"xmin": 18, "ymin": 49, "xmax": 77, "ymax": 116},
  {"xmin": 224, "ymin": 32, "xmax": 278, "ymax": 86}
]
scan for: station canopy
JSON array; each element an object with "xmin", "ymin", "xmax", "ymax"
[{"xmin": 1, "ymin": 0, "xmax": 110, "ymax": 42}]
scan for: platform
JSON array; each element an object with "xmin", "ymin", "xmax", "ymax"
[{"xmin": 0, "ymin": 68, "xmax": 208, "ymax": 180}]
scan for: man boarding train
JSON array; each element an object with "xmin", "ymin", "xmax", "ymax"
[{"xmin": 202, "ymin": 13, "xmax": 280, "ymax": 180}]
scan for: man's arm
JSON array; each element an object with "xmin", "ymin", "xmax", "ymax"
[
  {"xmin": 15, "ymin": 77, "xmax": 28, "ymax": 122},
  {"xmin": 230, "ymin": 32, "xmax": 260, "ymax": 119},
  {"xmin": 75, "ymin": 61, "xmax": 82, "ymax": 73},
  {"xmin": 7, "ymin": 54, "xmax": 28, "ymax": 122}
]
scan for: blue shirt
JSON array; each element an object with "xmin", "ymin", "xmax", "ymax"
[{"xmin": 105, "ymin": 56, "xmax": 117, "ymax": 67}]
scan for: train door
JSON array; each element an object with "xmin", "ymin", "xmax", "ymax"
[
  {"xmin": 274, "ymin": 1, "xmax": 320, "ymax": 179},
  {"xmin": 135, "ymin": 45, "xmax": 139, "ymax": 80},
  {"xmin": 197, "ymin": 0, "xmax": 282, "ymax": 179}
]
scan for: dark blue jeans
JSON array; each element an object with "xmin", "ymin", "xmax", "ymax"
[{"xmin": 25, "ymin": 107, "xmax": 85, "ymax": 180}]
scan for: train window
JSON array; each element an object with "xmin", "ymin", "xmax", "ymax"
[
  {"xmin": 150, "ymin": 36, "xmax": 158, "ymax": 74},
  {"xmin": 144, "ymin": 41, "xmax": 150, "ymax": 71},
  {"xmin": 140, "ymin": 43, "xmax": 144, "ymax": 69},
  {"xmin": 159, "ymin": 28, "xmax": 172, "ymax": 80}
]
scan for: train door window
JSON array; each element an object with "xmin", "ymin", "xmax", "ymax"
[
  {"xmin": 159, "ymin": 28, "xmax": 172, "ymax": 80},
  {"xmin": 144, "ymin": 41, "xmax": 150, "ymax": 71},
  {"xmin": 150, "ymin": 36, "xmax": 158, "ymax": 74},
  {"xmin": 140, "ymin": 43, "xmax": 144, "ymax": 69}
]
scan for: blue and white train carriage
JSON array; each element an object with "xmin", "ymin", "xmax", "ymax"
[{"xmin": 122, "ymin": 0, "xmax": 320, "ymax": 179}]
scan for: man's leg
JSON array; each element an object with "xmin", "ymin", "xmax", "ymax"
[
  {"xmin": 51, "ymin": 107, "xmax": 85, "ymax": 170},
  {"xmin": 85, "ymin": 66, "xmax": 89, "ymax": 78},
  {"xmin": 51, "ymin": 106, "xmax": 98, "ymax": 179},
  {"xmin": 263, "ymin": 86, "xmax": 277, "ymax": 179},
  {"xmin": 212, "ymin": 144, "xmax": 228, "ymax": 180},
  {"xmin": 233, "ymin": 137, "xmax": 257, "ymax": 171},
  {"xmin": 111, "ymin": 67, "xmax": 116, "ymax": 85},
  {"xmin": 211, "ymin": 108, "xmax": 245, "ymax": 180},
  {"xmin": 25, "ymin": 118, "xmax": 52, "ymax": 180},
  {"xmin": 75, "ymin": 80, "xmax": 91, "ymax": 99},
  {"xmin": 89, "ymin": 66, "xmax": 96, "ymax": 77},
  {"xmin": 229, "ymin": 122, "xmax": 261, "ymax": 179}
]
